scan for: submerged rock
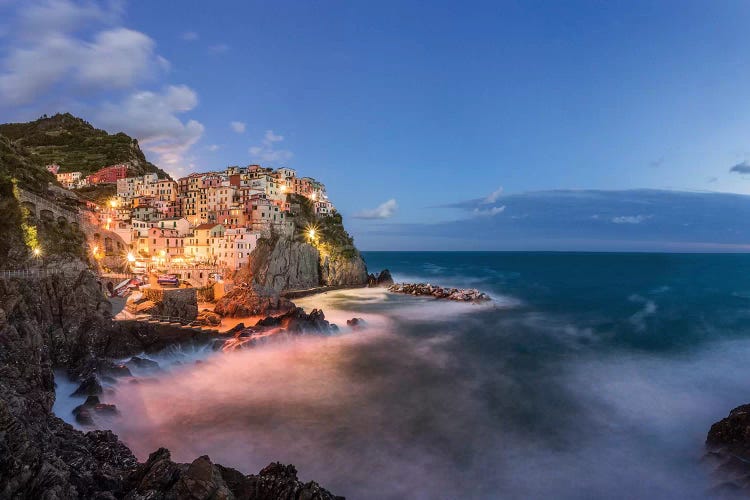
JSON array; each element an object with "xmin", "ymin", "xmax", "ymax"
[
  {"xmin": 346, "ymin": 317, "xmax": 366, "ymax": 330},
  {"xmin": 388, "ymin": 282, "xmax": 491, "ymax": 302},
  {"xmin": 126, "ymin": 355, "xmax": 160, "ymax": 371}
]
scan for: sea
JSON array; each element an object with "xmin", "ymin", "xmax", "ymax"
[{"xmin": 54, "ymin": 251, "xmax": 750, "ymax": 499}]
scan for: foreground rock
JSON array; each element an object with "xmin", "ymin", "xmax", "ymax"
[
  {"xmin": 388, "ymin": 282, "xmax": 491, "ymax": 302},
  {"xmin": 705, "ymin": 404, "xmax": 750, "ymax": 493},
  {"xmin": 0, "ymin": 270, "xmax": 342, "ymax": 498},
  {"xmin": 127, "ymin": 449, "xmax": 342, "ymax": 500}
]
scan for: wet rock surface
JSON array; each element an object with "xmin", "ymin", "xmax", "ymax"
[
  {"xmin": 388, "ymin": 282, "xmax": 491, "ymax": 302},
  {"xmin": 705, "ymin": 404, "xmax": 750, "ymax": 493},
  {"xmin": 0, "ymin": 270, "xmax": 343, "ymax": 499}
]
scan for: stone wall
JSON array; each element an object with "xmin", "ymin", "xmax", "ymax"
[{"xmin": 143, "ymin": 287, "xmax": 198, "ymax": 320}]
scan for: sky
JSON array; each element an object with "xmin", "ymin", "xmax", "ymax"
[{"xmin": 1, "ymin": 0, "xmax": 750, "ymax": 251}]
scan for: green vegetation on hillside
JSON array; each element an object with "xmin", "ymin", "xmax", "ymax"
[
  {"xmin": 289, "ymin": 194, "xmax": 358, "ymax": 259},
  {"xmin": 0, "ymin": 133, "xmax": 55, "ymax": 193},
  {"xmin": 0, "ymin": 177, "xmax": 30, "ymax": 265},
  {"xmin": 0, "ymin": 113, "xmax": 170, "ymax": 178}
]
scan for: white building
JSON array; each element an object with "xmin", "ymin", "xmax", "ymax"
[{"xmin": 216, "ymin": 227, "xmax": 262, "ymax": 270}]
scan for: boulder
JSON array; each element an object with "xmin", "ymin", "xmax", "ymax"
[
  {"xmin": 71, "ymin": 374, "xmax": 103, "ymax": 397},
  {"xmin": 705, "ymin": 404, "xmax": 750, "ymax": 492},
  {"xmin": 369, "ymin": 269, "xmax": 394, "ymax": 287},
  {"xmin": 214, "ymin": 283, "xmax": 295, "ymax": 318}
]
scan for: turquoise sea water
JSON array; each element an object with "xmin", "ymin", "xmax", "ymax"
[{"xmin": 64, "ymin": 252, "xmax": 750, "ymax": 499}]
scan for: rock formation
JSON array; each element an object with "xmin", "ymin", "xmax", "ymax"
[
  {"xmin": 705, "ymin": 404, "xmax": 750, "ymax": 494},
  {"xmin": 388, "ymin": 282, "xmax": 491, "ymax": 302},
  {"xmin": 214, "ymin": 283, "xmax": 295, "ymax": 318},
  {"xmin": 368, "ymin": 269, "xmax": 394, "ymax": 287},
  {"xmin": 0, "ymin": 270, "xmax": 341, "ymax": 498}
]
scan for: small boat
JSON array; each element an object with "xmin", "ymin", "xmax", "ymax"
[{"xmin": 157, "ymin": 274, "xmax": 179, "ymax": 286}]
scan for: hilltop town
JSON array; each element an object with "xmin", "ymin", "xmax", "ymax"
[{"xmin": 49, "ymin": 161, "xmax": 337, "ymax": 283}]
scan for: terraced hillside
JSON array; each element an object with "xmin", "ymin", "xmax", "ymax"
[{"xmin": 0, "ymin": 113, "xmax": 170, "ymax": 178}]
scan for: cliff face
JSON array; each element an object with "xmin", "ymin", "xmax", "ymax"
[
  {"xmin": 250, "ymin": 237, "xmax": 321, "ymax": 291},
  {"xmin": 239, "ymin": 234, "xmax": 368, "ymax": 293},
  {"xmin": 320, "ymin": 253, "xmax": 368, "ymax": 287}
]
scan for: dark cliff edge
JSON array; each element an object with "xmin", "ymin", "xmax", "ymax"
[{"xmin": 0, "ymin": 271, "xmax": 342, "ymax": 499}]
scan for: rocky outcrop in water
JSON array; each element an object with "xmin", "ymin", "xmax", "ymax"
[
  {"xmin": 0, "ymin": 270, "xmax": 342, "ymax": 498},
  {"xmin": 368, "ymin": 269, "xmax": 394, "ymax": 287},
  {"xmin": 220, "ymin": 307, "xmax": 346, "ymax": 350},
  {"xmin": 705, "ymin": 404, "xmax": 750, "ymax": 494},
  {"xmin": 388, "ymin": 283, "xmax": 491, "ymax": 302}
]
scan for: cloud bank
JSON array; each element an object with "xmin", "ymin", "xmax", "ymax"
[
  {"xmin": 0, "ymin": 0, "xmax": 204, "ymax": 175},
  {"xmin": 355, "ymin": 189, "xmax": 750, "ymax": 251},
  {"xmin": 354, "ymin": 199, "xmax": 398, "ymax": 219}
]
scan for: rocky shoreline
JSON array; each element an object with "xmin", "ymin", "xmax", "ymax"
[
  {"xmin": 387, "ymin": 282, "xmax": 491, "ymax": 302},
  {"xmin": 0, "ymin": 270, "xmax": 344, "ymax": 499}
]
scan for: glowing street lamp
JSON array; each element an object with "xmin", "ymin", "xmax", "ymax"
[
  {"xmin": 33, "ymin": 247, "xmax": 41, "ymax": 257},
  {"xmin": 307, "ymin": 228, "xmax": 316, "ymax": 239},
  {"xmin": 126, "ymin": 252, "xmax": 135, "ymax": 263}
]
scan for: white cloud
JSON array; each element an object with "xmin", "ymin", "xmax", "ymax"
[
  {"xmin": 473, "ymin": 205, "xmax": 506, "ymax": 217},
  {"xmin": 0, "ymin": 1, "xmax": 164, "ymax": 106},
  {"xmin": 0, "ymin": 1, "xmax": 205, "ymax": 176},
  {"xmin": 96, "ymin": 85, "xmax": 205, "ymax": 173},
  {"xmin": 181, "ymin": 31, "xmax": 198, "ymax": 41},
  {"xmin": 208, "ymin": 43, "xmax": 229, "ymax": 54},
  {"xmin": 249, "ymin": 130, "xmax": 293, "ymax": 164},
  {"xmin": 230, "ymin": 121, "xmax": 246, "ymax": 133},
  {"xmin": 354, "ymin": 199, "xmax": 398, "ymax": 219},
  {"xmin": 483, "ymin": 186, "xmax": 504, "ymax": 204},
  {"xmin": 208, "ymin": 144, "xmax": 220, "ymax": 152},
  {"xmin": 612, "ymin": 215, "xmax": 652, "ymax": 224}
]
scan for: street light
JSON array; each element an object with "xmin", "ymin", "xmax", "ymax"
[
  {"xmin": 33, "ymin": 247, "xmax": 41, "ymax": 257},
  {"xmin": 126, "ymin": 252, "xmax": 135, "ymax": 263}
]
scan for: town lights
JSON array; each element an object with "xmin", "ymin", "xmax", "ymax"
[
  {"xmin": 126, "ymin": 252, "xmax": 135, "ymax": 263},
  {"xmin": 308, "ymin": 228, "xmax": 316, "ymax": 239},
  {"xmin": 109, "ymin": 199, "xmax": 118, "ymax": 208},
  {"xmin": 33, "ymin": 247, "xmax": 41, "ymax": 257}
]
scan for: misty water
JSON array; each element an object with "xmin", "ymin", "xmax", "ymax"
[{"xmin": 55, "ymin": 252, "xmax": 750, "ymax": 499}]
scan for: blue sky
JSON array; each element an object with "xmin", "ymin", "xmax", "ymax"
[{"xmin": 2, "ymin": 0, "xmax": 750, "ymax": 250}]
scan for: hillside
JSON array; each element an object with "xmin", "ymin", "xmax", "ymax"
[
  {"xmin": 0, "ymin": 132, "xmax": 56, "ymax": 192},
  {"xmin": 0, "ymin": 113, "xmax": 170, "ymax": 179}
]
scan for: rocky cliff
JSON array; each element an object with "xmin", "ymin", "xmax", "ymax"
[{"xmin": 0, "ymin": 271, "xmax": 341, "ymax": 498}]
